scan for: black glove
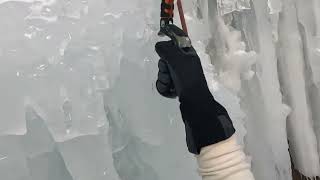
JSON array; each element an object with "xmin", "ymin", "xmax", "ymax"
[
  {"xmin": 156, "ymin": 59, "xmax": 177, "ymax": 98},
  {"xmin": 155, "ymin": 25, "xmax": 235, "ymax": 154}
]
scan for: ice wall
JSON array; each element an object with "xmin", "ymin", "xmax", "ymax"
[
  {"xmin": 1, "ymin": 0, "xmax": 320, "ymax": 180},
  {"xmin": 196, "ymin": 0, "xmax": 320, "ymax": 178},
  {"xmin": 206, "ymin": 0, "xmax": 320, "ymax": 178},
  {"xmin": 0, "ymin": 1, "xmax": 199, "ymax": 180},
  {"xmin": 201, "ymin": 0, "xmax": 292, "ymax": 179}
]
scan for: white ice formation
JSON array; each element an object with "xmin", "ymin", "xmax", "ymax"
[{"xmin": 0, "ymin": 0, "xmax": 320, "ymax": 179}]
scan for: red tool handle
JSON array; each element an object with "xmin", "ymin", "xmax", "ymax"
[{"xmin": 177, "ymin": 0, "xmax": 188, "ymax": 35}]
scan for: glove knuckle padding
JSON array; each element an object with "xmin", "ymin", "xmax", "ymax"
[{"xmin": 155, "ymin": 41, "xmax": 178, "ymax": 60}]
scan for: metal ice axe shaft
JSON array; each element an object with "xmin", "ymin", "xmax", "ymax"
[{"xmin": 176, "ymin": 0, "xmax": 188, "ymax": 35}]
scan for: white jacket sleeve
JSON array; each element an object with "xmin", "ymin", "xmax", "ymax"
[{"xmin": 196, "ymin": 135, "xmax": 255, "ymax": 180}]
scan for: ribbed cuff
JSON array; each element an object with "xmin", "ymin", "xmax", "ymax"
[{"xmin": 196, "ymin": 135, "xmax": 255, "ymax": 180}]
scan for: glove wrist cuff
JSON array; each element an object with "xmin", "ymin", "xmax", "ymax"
[{"xmin": 179, "ymin": 98, "xmax": 236, "ymax": 154}]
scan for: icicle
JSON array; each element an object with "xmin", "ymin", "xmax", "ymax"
[{"xmin": 277, "ymin": 0, "xmax": 320, "ymax": 176}]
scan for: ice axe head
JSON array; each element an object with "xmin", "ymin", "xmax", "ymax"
[
  {"xmin": 158, "ymin": 0, "xmax": 175, "ymax": 36},
  {"xmin": 158, "ymin": 0, "xmax": 191, "ymax": 48},
  {"xmin": 159, "ymin": 24, "xmax": 191, "ymax": 49}
]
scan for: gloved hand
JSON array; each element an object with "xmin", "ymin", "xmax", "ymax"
[{"xmin": 155, "ymin": 25, "xmax": 235, "ymax": 154}]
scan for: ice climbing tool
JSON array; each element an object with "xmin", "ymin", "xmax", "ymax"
[
  {"xmin": 159, "ymin": 0, "xmax": 174, "ymax": 29},
  {"xmin": 158, "ymin": 0, "xmax": 191, "ymax": 48}
]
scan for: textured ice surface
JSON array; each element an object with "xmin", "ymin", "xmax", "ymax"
[
  {"xmin": 1, "ymin": 0, "xmax": 320, "ymax": 179},
  {"xmin": 217, "ymin": 0, "xmax": 251, "ymax": 15},
  {"xmin": 204, "ymin": 1, "xmax": 292, "ymax": 179},
  {"xmin": 277, "ymin": 0, "xmax": 320, "ymax": 175}
]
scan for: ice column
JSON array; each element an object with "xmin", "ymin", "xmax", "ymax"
[{"xmin": 277, "ymin": 0, "xmax": 320, "ymax": 176}]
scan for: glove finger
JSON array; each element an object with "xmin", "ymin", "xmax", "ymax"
[
  {"xmin": 155, "ymin": 41, "xmax": 177, "ymax": 60},
  {"xmin": 158, "ymin": 71, "xmax": 172, "ymax": 85},
  {"xmin": 158, "ymin": 58, "xmax": 176, "ymax": 88},
  {"xmin": 156, "ymin": 80, "xmax": 177, "ymax": 98},
  {"xmin": 158, "ymin": 59, "xmax": 169, "ymax": 73}
]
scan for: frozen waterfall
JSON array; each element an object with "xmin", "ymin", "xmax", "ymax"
[{"xmin": 0, "ymin": 0, "xmax": 320, "ymax": 179}]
